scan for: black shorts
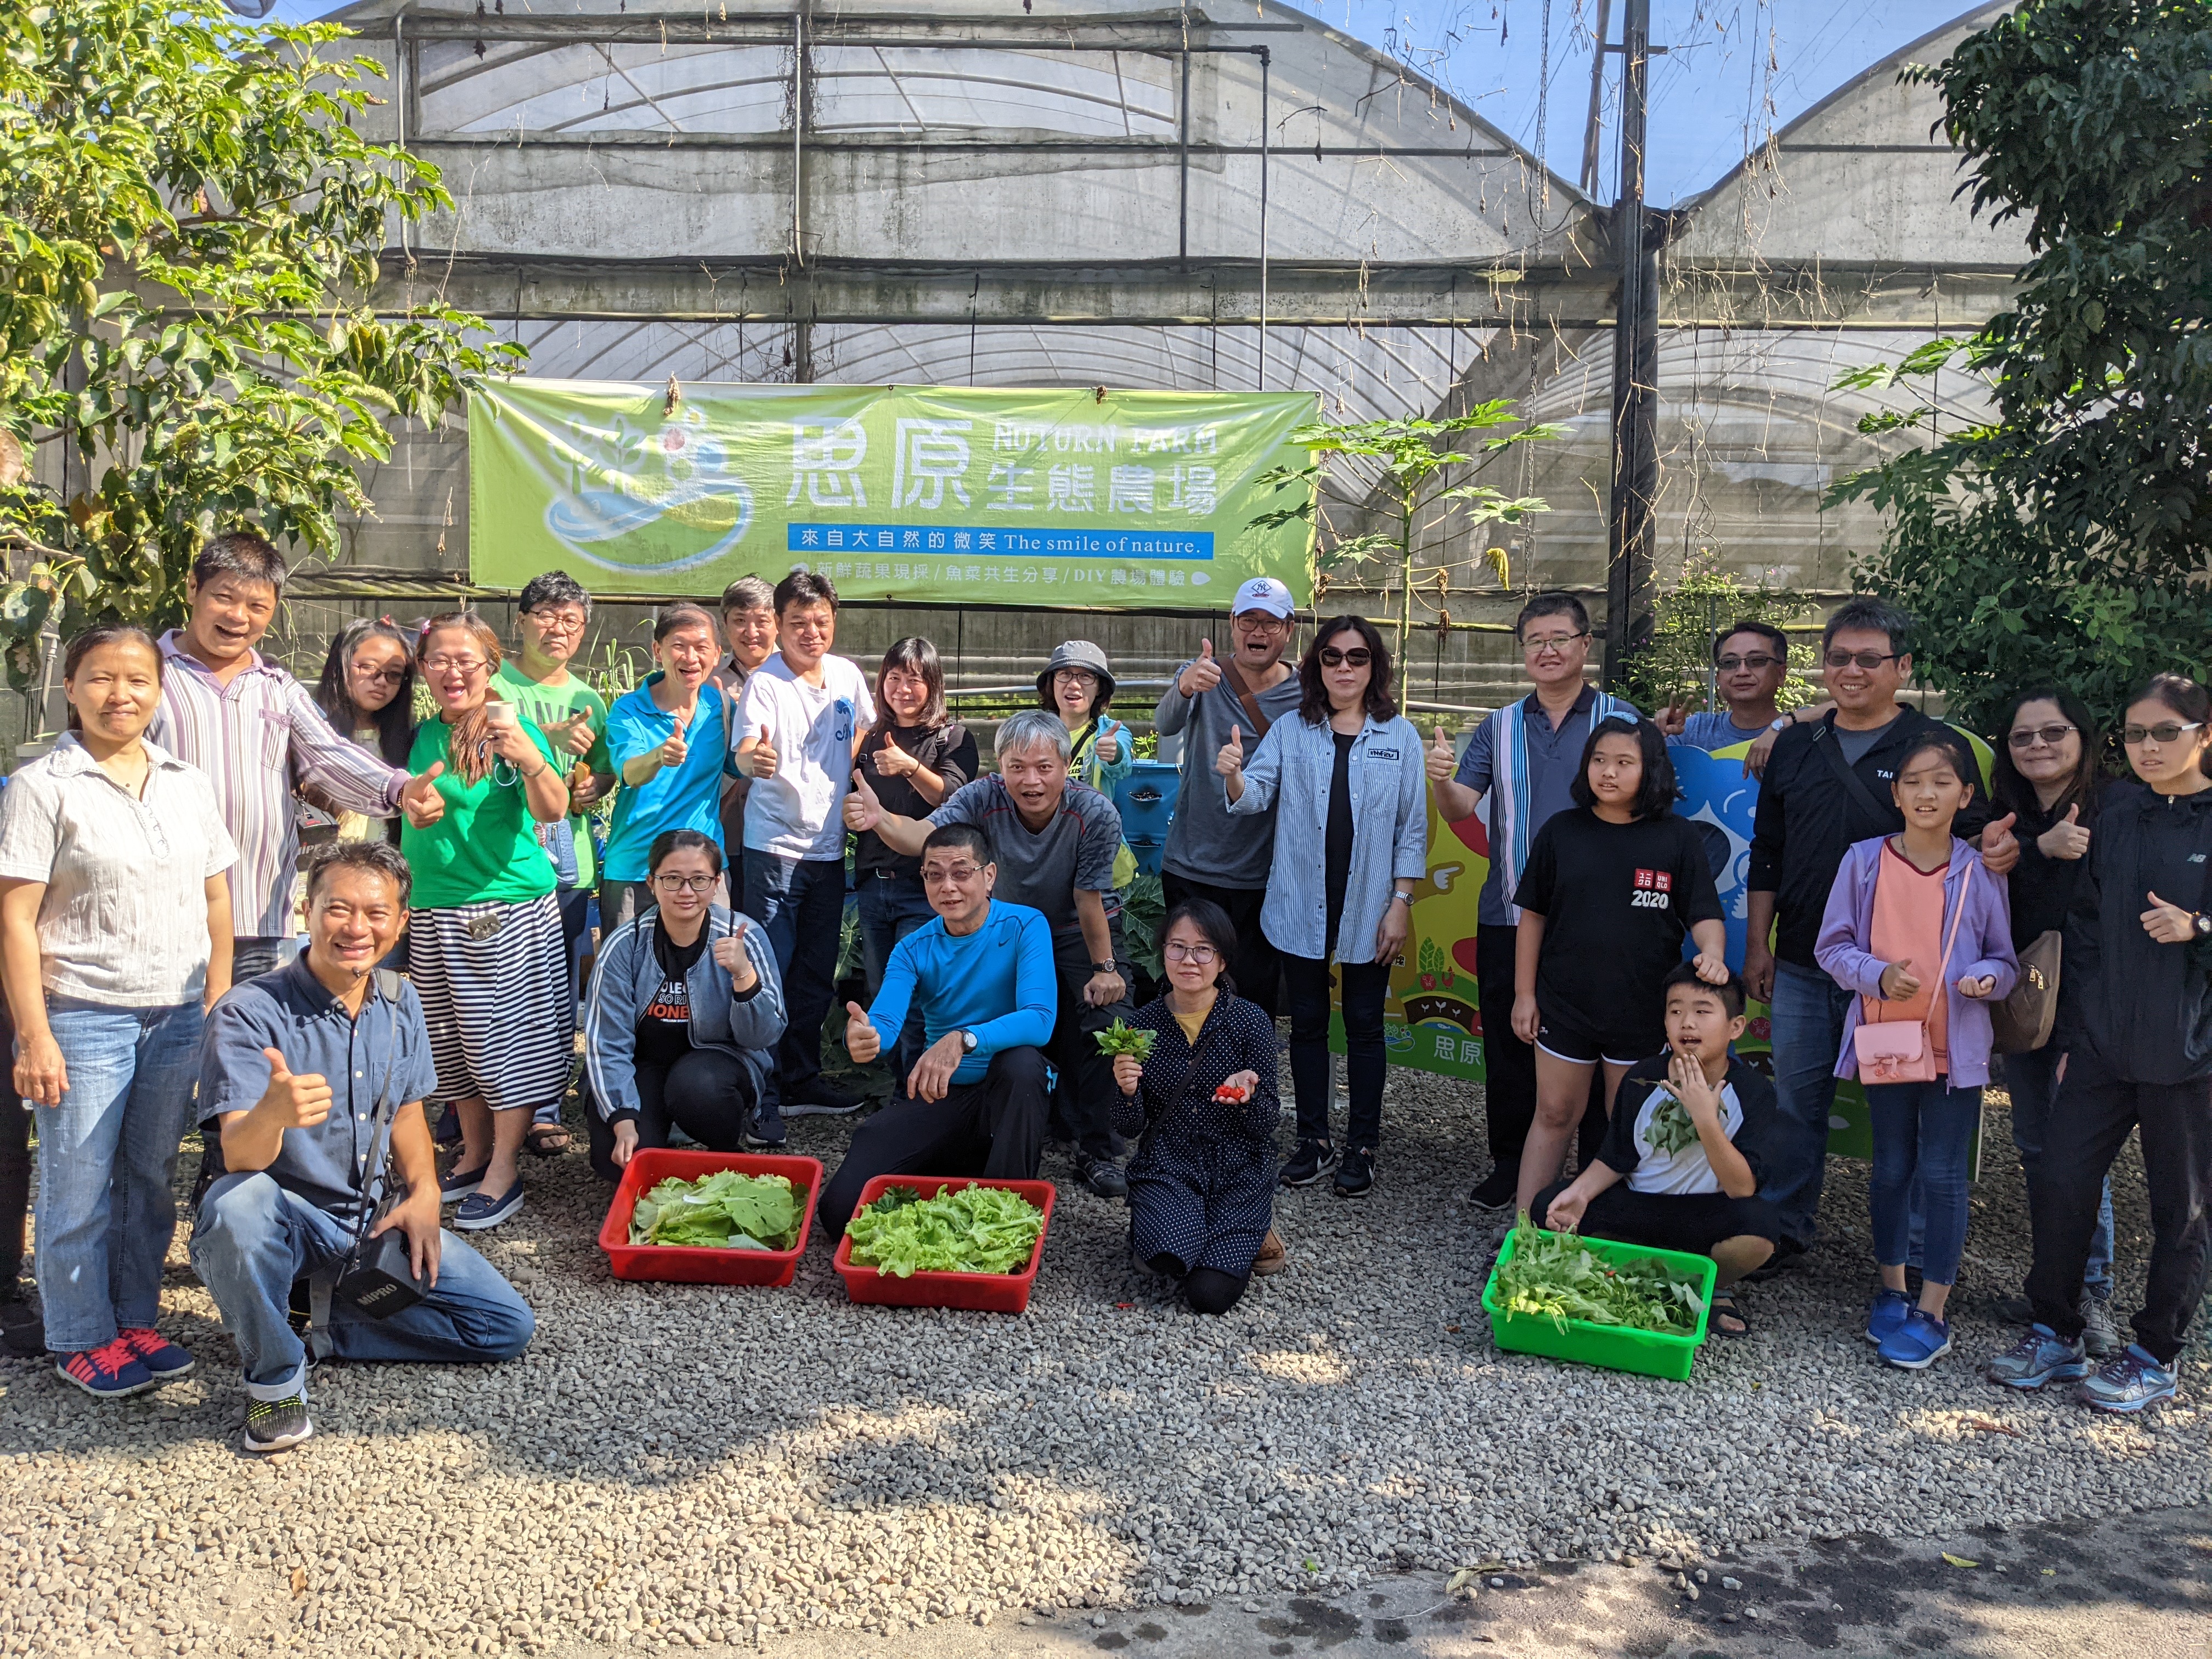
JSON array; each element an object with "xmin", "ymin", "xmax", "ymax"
[
  {"xmin": 1533, "ymin": 1179, "xmax": 1781, "ymax": 1256},
  {"xmin": 1533, "ymin": 998, "xmax": 1662, "ymax": 1069}
]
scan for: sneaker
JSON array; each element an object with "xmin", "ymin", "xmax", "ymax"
[
  {"xmin": 1078, "ymin": 1155, "xmax": 1128, "ymax": 1201},
  {"xmin": 1279, "ymin": 1138, "xmax": 1336, "ymax": 1188},
  {"xmin": 116, "ymin": 1328, "xmax": 194, "ymax": 1381},
  {"xmin": 1877, "ymin": 1308, "xmax": 1953, "ymax": 1370},
  {"xmin": 1251, "ymin": 1230, "xmax": 1288, "ymax": 1277},
  {"xmin": 241, "ymin": 1393, "xmax": 314, "ymax": 1454},
  {"xmin": 453, "ymin": 1181, "xmax": 524, "ymax": 1232},
  {"xmin": 438, "ymin": 1161, "xmax": 488, "ymax": 1203},
  {"xmin": 1466, "ymin": 1163, "xmax": 1519, "ymax": 1210},
  {"xmin": 1333, "ymin": 1147, "xmax": 1376, "ymax": 1198},
  {"xmin": 1987, "ymin": 1324, "xmax": 2091, "ymax": 1390},
  {"xmin": 2075, "ymin": 1346, "xmax": 2177, "ymax": 1414},
  {"xmin": 1864, "ymin": 1286, "xmax": 1912, "ymax": 1346},
  {"xmin": 742, "ymin": 1102, "xmax": 787, "ymax": 1149},
  {"xmin": 56, "ymin": 1338, "xmax": 155, "ymax": 1399},
  {"xmin": 785, "ymin": 1080, "xmax": 865, "ymax": 1118},
  {"xmin": 2079, "ymin": 1293, "xmax": 2122, "ymax": 1360}
]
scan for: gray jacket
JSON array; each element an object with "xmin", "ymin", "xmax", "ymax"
[
  {"xmin": 1154, "ymin": 661, "xmax": 1305, "ymax": 889},
  {"xmin": 582, "ymin": 905, "xmax": 787, "ymax": 1121}
]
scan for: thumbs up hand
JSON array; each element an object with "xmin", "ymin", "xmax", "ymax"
[
  {"xmin": 399, "ymin": 760, "xmax": 447, "ymax": 828},
  {"xmin": 1178, "ymin": 638, "xmax": 1223, "ymax": 698},
  {"xmin": 549, "ymin": 709, "xmax": 599, "ymax": 758},
  {"xmin": 1980, "ymin": 811, "xmax": 2021, "ymax": 876},
  {"xmin": 1879, "ymin": 958, "xmax": 1921, "ymax": 1003},
  {"xmin": 1214, "ymin": 723, "xmax": 1245, "ymax": 780},
  {"xmin": 844, "ymin": 1001, "xmax": 882, "ymax": 1064},
  {"xmin": 1425, "ymin": 724, "xmax": 1457, "ymax": 783},
  {"xmin": 255, "ymin": 1046, "xmax": 332, "ymax": 1130},
  {"xmin": 746, "ymin": 731, "xmax": 777, "ymax": 780},
  {"xmin": 843, "ymin": 770, "xmax": 882, "ymax": 832},
  {"xmin": 2038, "ymin": 802, "xmax": 2092, "ymax": 861},
  {"xmin": 712, "ymin": 918, "xmax": 760, "ymax": 991},
  {"xmin": 657, "ymin": 723, "xmax": 691, "ymax": 772},
  {"xmin": 2142, "ymin": 890, "xmax": 2199, "ymax": 944}
]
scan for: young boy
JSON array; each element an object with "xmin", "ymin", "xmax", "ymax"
[{"xmin": 1533, "ymin": 962, "xmax": 1781, "ymax": 1336}]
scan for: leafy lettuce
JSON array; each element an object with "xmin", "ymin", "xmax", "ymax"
[
  {"xmin": 1494, "ymin": 1215, "xmax": 1705, "ymax": 1335},
  {"xmin": 629, "ymin": 1171, "xmax": 804, "ymax": 1251},
  {"xmin": 843, "ymin": 1183, "xmax": 1045, "ymax": 1277}
]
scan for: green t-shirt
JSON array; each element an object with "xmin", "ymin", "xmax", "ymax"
[
  {"xmin": 491, "ymin": 660, "xmax": 613, "ymax": 887},
  {"xmin": 401, "ymin": 716, "xmax": 562, "ymax": 910}
]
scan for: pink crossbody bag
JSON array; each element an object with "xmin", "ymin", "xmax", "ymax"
[{"xmin": 1852, "ymin": 860, "xmax": 1973, "ymax": 1085}]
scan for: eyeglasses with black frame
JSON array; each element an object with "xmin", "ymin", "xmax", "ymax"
[
  {"xmin": 1822, "ymin": 649, "xmax": 1901, "ymax": 671},
  {"xmin": 2006, "ymin": 723, "xmax": 2078, "ymax": 750},
  {"xmin": 650, "ymin": 873, "xmax": 719, "ymax": 893}
]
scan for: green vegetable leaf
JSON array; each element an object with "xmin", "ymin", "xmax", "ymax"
[
  {"xmin": 843, "ymin": 1183, "xmax": 1045, "ymax": 1277},
  {"xmin": 1094, "ymin": 1019, "xmax": 1155, "ymax": 1059},
  {"xmin": 628, "ymin": 1171, "xmax": 804, "ymax": 1251},
  {"xmin": 1494, "ymin": 1214, "xmax": 1705, "ymax": 1336}
]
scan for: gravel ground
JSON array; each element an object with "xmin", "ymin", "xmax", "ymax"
[{"xmin": 0, "ymin": 1063, "xmax": 2204, "ymax": 1658}]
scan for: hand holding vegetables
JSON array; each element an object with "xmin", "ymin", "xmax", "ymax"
[
  {"xmin": 1214, "ymin": 1070, "xmax": 1259, "ymax": 1103},
  {"xmin": 1113, "ymin": 1052, "xmax": 1144, "ymax": 1097},
  {"xmin": 1094, "ymin": 1019, "xmax": 1155, "ymax": 1059}
]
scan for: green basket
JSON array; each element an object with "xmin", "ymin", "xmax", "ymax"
[{"xmin": 1480, "ymin": 1228, "xmax": 1719, "ymax": 1381}]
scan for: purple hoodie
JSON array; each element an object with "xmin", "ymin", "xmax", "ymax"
[{"xmin": 1814, "ymin": 836, "xmax": 2019, "ymax": 1088}]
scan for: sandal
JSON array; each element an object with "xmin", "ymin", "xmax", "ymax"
[
  {"xmin": 1708, "ymin": 1295, "xmax": 1751, "ymax": 1339},
  {"xmin": 525, "ymin": 1123, "xmax": 572, "ymax": 1157}
]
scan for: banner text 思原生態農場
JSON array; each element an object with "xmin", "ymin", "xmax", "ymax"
[{"xmin": 468, "ymin": 381, "xmax": 1319, "ymax": 610}]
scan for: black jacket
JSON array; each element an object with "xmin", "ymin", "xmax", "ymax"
[
  {"xmin": 1748, "ymin": 708, "xmax": 1992, "ymax": 968},
  {"xmin": 2057, "ymin": 780, "xmax": 2212, "ymax": 1084}
]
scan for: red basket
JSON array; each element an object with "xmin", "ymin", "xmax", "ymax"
[
  {"xmin": 830, "ymin": 1175, "xmax": 1057, "ymax": 1313},
  {"xmin": 598, "ymin": 1149, "xmax": 825, "ymax": 1286}
]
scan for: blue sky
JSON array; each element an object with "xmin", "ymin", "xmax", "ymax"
[{"xmin": 262, "ymin": 0, "xmax": 1977, "ymax": 207}]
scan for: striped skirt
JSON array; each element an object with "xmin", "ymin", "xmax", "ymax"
[{"xmin": 409, "ymin": 891, "xmax": 572, "ymax": 1111}]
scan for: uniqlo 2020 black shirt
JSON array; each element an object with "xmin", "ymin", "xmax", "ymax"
[{"xmin": 1513, "ymin": 808, "xmax": 1724, "ymax": 1040}]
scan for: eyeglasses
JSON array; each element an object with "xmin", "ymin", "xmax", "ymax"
[
  {"xmin": 922, "ymin": 864, "xmax": 984, "ymax": 884},
  {"xmin": 651, "ymin": 873, "xmax": 719, "ymax": 893},
  {"xmin": 1318, "ymin": 647, "xmax": 1371, "ymax": 668},
  {"xmin": 1233, "ymin": 612, "xmax": 1290, "ymax": 630},
  {"xmin": 1824, "ymin": 650, "xmax": 1900, "ymax": 670},
  {"xmin": 352, "ymin": 665, "xmax": 407, "ymax": 685},
  {"xmin": 1522, "ymin": 633, "xmax": 1588, "ymax": 658},
  {"xmin": 1715, "ymin": 653, "xmax": 1781, "ymax": 672},
  {"xmin": 422, "ymin": 656, "xmax": 489, "ymax": 676},
  {"xmin": 2006, "ymin": 724, "xmax": 2078, "ymax": 749},
  {"xmin": 2123, "ymin": 721, "xmax": 2204, "ymax": 746},
  {"xmin": 521, "ymin": 612, "xmax": 586, "ymax": 635},
  {"xmin": 1163, "ymin": 942, "xmax": 1218, "ymax": 963}
]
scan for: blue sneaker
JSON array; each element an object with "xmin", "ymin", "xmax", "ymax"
[
  {"xmin": 57, "ymin": 1338, "xmax": 155, "ymax": 1398},
  {"xmin": 1987, "ymin": 1324, "xmax": 2091, "ymax": 1390},
  {"xmin": 743, "ymin": 1101, "xmax": 787, "ymax": 1149},
  {"xmin": 1878, "ymin": 1308, "xmax": 1953, "ymax": 1370},
  {"xmin": 2074, "ymin": 1345, "xmax": 2177, "ymax": 1414},
  {"xmin": 1864, "ymin": 1287, "xmax": 1912, "ymax": 1346}
]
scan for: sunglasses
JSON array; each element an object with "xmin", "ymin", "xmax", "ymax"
[
  {"xmin": 1318, "ymin": 647, "xmax": 1372, "ymax": 668},
  {"xmin": 2006, "ymin": 724, "xmax": 2077, "ymax": 749},
  {"xmin": 2123, "ymin": 721, "xmax": 2205, "ymax": 746},
  {"xmin": 1715, "ymin": 653, "xmax": 1781, "ymax": 672},
  {"xmin": 1824, "ymin": 649, "xmax": 1900, "ymax": 670}
]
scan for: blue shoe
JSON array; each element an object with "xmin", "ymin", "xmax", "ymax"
[
  {"xmin": 117, "ymin": 1327, "xmax": 194, "ymax": 1381},
  {"xmin": 439, "ymin": 1161, "xmax": 488, "ymax": 1203},
  {"xmin": 742, "ymin": 1102, "xmax": 787, "ymax": 1149},
  {"xmin": 1986, "ymin": 1324, "xmax": 2091, "ymax": 1390},
  {"xmin": 2074, "ymin": 1345, "xmax": 2177, "ymax": 1414},
  {"xmin": 1878, "ymin": 1308, "xmax": 1953, "ymax": 1370},
  {"xmin": 57, "ymin": 1339, "xmax": 155, "ymax": 1398},
  {"xmin": 453, "ymin": 1181, "xmax": 524, "ymax": 1232},
  {"xmin": 1864, "ymin": 1287, "xmax": 1912, "ymax": 1346}
]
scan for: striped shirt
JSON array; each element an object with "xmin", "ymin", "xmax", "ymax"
[
  {"xmin": 147, "ymin": 631, "xmax": 406, "ymax": 939},
  {"xmin": 0, "ymin": 733, "xmax": 237, "ymax": 1006}
]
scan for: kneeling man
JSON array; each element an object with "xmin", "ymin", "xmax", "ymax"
[
  {"xmin": 818, "ymin": 825, "xmax": 1057, "ymax": 1234},
  {"xmin": 192, "ymin": 842, "xmax": 534, "ymax": 1453}
]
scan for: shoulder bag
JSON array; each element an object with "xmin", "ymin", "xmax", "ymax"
[
  {"xmin": 1989, "ymin": 929, "xmax": 2061, "ymax": 1054},
  {"xmin": 1852, "ymin": 859, "xmax": 1973, "ymax": 1084}
]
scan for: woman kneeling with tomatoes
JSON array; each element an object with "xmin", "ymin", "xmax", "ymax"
[{"xmin": 1111, "ymin": 900, "xmax": 1286, "ymax": 1314}]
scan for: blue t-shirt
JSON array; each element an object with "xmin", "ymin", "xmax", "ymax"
[
  {"xmin": 866, "ymin": 901, "xmax": 1058, "ymax": 1083},
  {"xmin": 1672, "ymin": 710, "xmax": 1773, "ymax": 753},
  {"xmin": 602, "ymin": 675, "xmax": 734, "ymax": 881}
]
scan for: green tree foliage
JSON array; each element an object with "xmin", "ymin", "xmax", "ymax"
[
  {"xmin": 1828, "ymin": 0, "xmax": 2212, "ymax": 737},
  {"xmin": 1251, "ymin": 405, "xmax": 1559, "ymax": 660},
  {"xmin": 0, "ymin": 0, "xmax": 522, "ymax": 686},
  {"xmin": 1613, "ymin": 549, "xmax": 1821, "ymax": 718}
]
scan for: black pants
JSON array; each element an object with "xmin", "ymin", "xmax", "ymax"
[
  {"xmin": 1532, "ymin": 1178, "xmax": 1781, "ymax": 1255},
  {"xmin": 1048, "ymin": 961, "xmax": 1134, "ymax": 1162},
  {"xmin": 2027, "ymin": 1058, "xmax": 2212, "ymax": 1365},
  {"xmin": 1161, "ymin": 872, "xmax": 1280, "ymax": 1015},
  {"xmin": 586, "ymin": 1046, "xmax": 762, "ymax": 1183},
  {"xmin": 1477, "ymin": 922, "xmax": 1605, "ymax": 1170},
  {"xmin": 817, "ymin": 1047, "xmax": 1052, "ymax": 1235},
  {"xmin": 1282, "ymin": 952, "xmax": 1389, "ymax": 1149}
]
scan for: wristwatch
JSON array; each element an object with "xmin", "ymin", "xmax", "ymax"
[
  {"xmin": 1768, "ymin": 715, "xmax": 1792, "ymax": 732},
  {"xmin": 2193, "ymin": 913, "xmax": 2212, "ymax": 941},
  {"xmin": 1091, "ymin": 960, "xmax": 1118, "ymax": 976},
  {"xmin": 957, "ymin": 1029, "xmax": 979, "ymax": 1054}
]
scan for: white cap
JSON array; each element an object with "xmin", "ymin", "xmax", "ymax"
[{"xmin": 1231, "ymin": 575, "xmax": 1296, "ymax": 618}]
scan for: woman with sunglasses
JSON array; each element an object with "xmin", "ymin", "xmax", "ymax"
[
  {"xmin": 1110, "ymin": 899, "xmax": 1285, "ymax": 1313},
  {"xmin": 404, "ymin": 612, "xmax": 574, "ymax": 1232},
  {"xmin": 581, "ymin": 830, "xmax": 786, "ymax": 1181},
  {"xmin": 1993, "ymin": 674, "xmax": 2212, "ymax": 1412},
  {"xmin": 309, "ymin": 619, "xmax": 418, "ymax": 845},
  {"xmin": 1987, "ymin": 686, "xmax": 2120, "ymax": 1355},
  {"xmin": 1219, "ymin": 617, "xmax": 1427, "ymax": 1198}
]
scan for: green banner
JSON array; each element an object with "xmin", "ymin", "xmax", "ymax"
[{"xmin": 467, "ymin": 380, "xmax": 1318, "ymax": 608}]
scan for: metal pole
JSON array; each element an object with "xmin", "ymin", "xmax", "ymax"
[
  {"xmin": 1604, "ymin": 0, "xmax": 1656, "ymax": 691},
  {"xmin": 1258, "ymin": 47, "xmax": 1269, "ymax": 392},
  {"xmin": 1577, "ymin": 0, "xmax": 1612, "ymax": 198}
]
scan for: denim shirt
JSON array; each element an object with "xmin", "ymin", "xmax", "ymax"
[{"xmin": 1226, "ymin": 712, "xmax": 1429, "ymax": 963}]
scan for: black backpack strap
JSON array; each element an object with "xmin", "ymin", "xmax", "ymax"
[{"xmin": 1811, "ymin": 720, "xmax": 1893, "ymax": 832}]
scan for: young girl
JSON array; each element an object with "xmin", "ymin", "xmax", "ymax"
[
  {"xmin": 1510, "ymin": 716, "xmax": 1729, "ymax": 1217},
  {"xmin": 310, "ymin": 618, "xmax": 418, "ymax": 844},
  {"xmin": 1816, "ymin": 732, "xmax": 2017, "ymax": 1370}
]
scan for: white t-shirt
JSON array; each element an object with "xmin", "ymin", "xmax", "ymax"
[
  {"xmin": 1622, "ymin": 1080, "xmax": 1745, "ymax": 1195},
  {"xmin": 734, "ymin": 653, "xmax": 876, "ymax": 860}
]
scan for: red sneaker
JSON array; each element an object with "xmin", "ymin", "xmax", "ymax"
[
  {"xmin": 116, "ymin": 1327, "xmax": 195, "ymax": 1380},
  {"xmin": 57, "ymin": 1338, "xmax": 155, "ymax": 1398}
]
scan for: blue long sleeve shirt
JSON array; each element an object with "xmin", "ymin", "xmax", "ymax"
[{"xmin": 867, "ymin": 901, "xmax": 1058, "ymax": 1082}]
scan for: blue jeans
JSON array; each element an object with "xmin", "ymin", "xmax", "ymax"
[
  {"xmin": 741, "ymin": 850, "xmax": 848, "ymax": 1109},
  {"xmin": 1762, "ymin": 960, "xmax": 1857, "ymax": 1249},
  {"xmin": 31, "ymin": 999, "xmax": 205, "ymax": 1352},
  {"xmin": 1867, "ymin": 1079, "xmax": 1982, "ymax": 1286},
  {"xmin": 190, "ymin": 1173, "xmax": 534, "ymax": 1401},
  {"xmin": 2006, "ymin": 1047, "xmax": 2115, "ymax": 1299},
  {"xmin": 857, "ymin": 872, "xmax": 935, "ymax": 1076}
]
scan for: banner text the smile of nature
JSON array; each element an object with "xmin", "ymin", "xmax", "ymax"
[{"xmin": 469, "ymin": 381, "xmax": 1318, "ymax": 608}]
